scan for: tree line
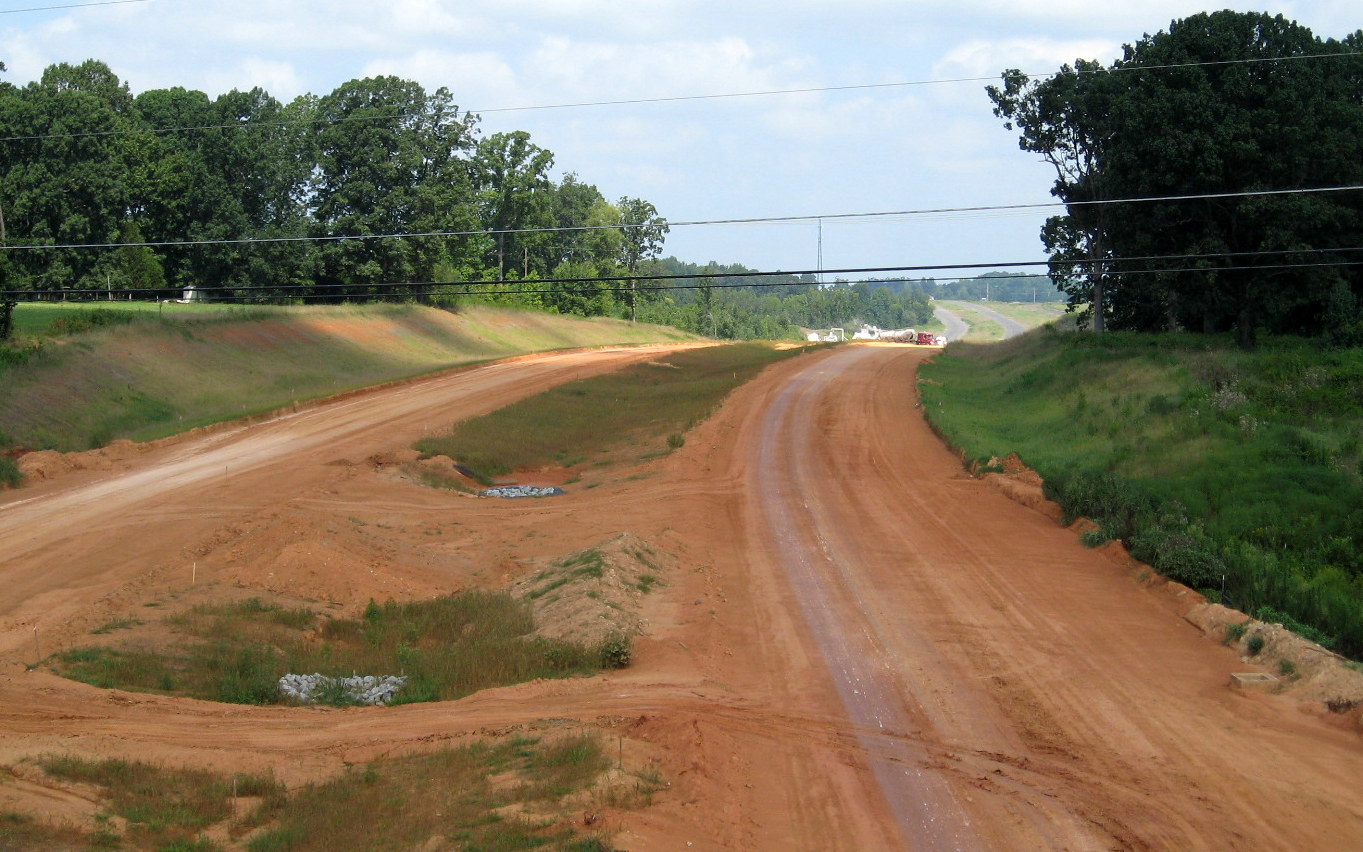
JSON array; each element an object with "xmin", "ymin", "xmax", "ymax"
[
  {"xmin": 0, "ymin": 59, "xmax": 668, "ymax": 319},
  {"xmin": 636, "ymin": 258, "xmax": 935, "ymax": 339},
  {"xmin": 862, "ymin": 273, "xmax": 1063, "ymax": 303},
  {"xmin": 988, "ymin": 11, "xmax": 1363, "ymax": 347}
]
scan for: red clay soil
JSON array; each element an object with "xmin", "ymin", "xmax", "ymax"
[{"xmin": 1, "ymin": 344, "xmax": 1361, "ymax": 850}]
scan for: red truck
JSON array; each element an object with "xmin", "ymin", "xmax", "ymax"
[{"xmin": 915, "ymin": 332, "xmax": 935, "ymax": 345}]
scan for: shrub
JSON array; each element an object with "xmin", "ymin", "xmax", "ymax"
[
  {"xmin": 1247, "ymin": 634, "xmax": 1265, "ymax": 656},
  {"xmin": 1129, "ymin": 519, "xmax": 1224, "ymax": 589},
  {"xmin": 1254, "ymin": 605, "xmax": 1338, "ymax": 650},
  {"xmin": 1050, "ymin": 471, "xmax": 1159, "ymax": 542},
  {"xmin": 0, "ymin": 337, "xmax": 44, "ymax": 368},
  {"xmin": 1224, "ymin": 621, "xmax": 1249, "ymax": 644},
  {"xmin": 599, "ymin": 635, "xmax": 632, "ymax": 669}
]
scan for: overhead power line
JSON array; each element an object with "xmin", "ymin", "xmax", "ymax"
[
  {"xmin": 2, "ymin": 184, "xmax": 1359, "ymax": 253},
  {"xmin": 0, "ymin": 48, "xmax": 1358, "ymax": 144},
  {"xmin": 0, "ymin": 0, "xmax": 151, "ymax": 14},
  {"xmin": 7, "ymin": 248, "xmax": 1363, "ymax": 303}
]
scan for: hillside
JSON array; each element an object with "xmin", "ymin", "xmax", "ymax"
[
  {"xmin": 920, "ymin": 327, "xmax": 1363, "ymax": 657},
  {"xmin": 0, "ymin": 302, "xmax": 697, "ymax": 456}
]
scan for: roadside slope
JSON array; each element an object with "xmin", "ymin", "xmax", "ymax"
[{"xmin": 1, "ymin": 303, "xmax": 696, "ymax": 453}]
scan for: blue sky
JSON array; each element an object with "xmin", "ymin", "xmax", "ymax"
[{"xmin": 1, "ymin": 0, "xmax": 1358, "ymax": 278}]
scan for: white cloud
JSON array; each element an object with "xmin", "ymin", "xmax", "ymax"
[
  {"xmin": 360, "ymin": 49, "xmax": 519, "ymax": 105},
  {"xmin": 932, "ymin": 37, "xmax": 1123, "ymax": 82},
  {"xmin": 203, "ymin": 58, "xmax": 308, "ymax": 102}
]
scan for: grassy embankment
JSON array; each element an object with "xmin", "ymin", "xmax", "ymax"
[
  {"xmin": 415, "ymin": 341, "xmax": 810, "ymax": 482},
  {"xmin": 920, "ymin": 327, "xmax": 1363, "ymax": 657},
  {"xmin": 0, "ymin": 301, "xmax": 697, "ymax": 459},
  {"xmin": 13, "ymin": 733, "xmax": 652, "ymax": 851}
]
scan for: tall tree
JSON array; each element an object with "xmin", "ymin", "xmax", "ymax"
[
  {"xmin": 473, "ymin": 130, "xmax": 555, "ymax": 281},
  {"xmin": 0, "ymin": 61, "xmax": 139, "ymax": 294},
  {"xmin": 987, "ymin": 60, "xmax": 1115, "ymax": 331},
  {"xmin": 1100, "ymin": 12, "xmax": 1363, "ymax": 345},
  {"xmin": 989, "ymin": 12, "xmax": 1363, "ymax": 346},
  {"xmin": 616, "ymin": 196, "xmax": 668, "ymax": 321},
  {"xmin": 310, "ymin": 77, "xmax": 478, "ymax": 300}
]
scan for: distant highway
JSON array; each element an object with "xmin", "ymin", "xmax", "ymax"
[
  {"xmin": 936, "ymin": 301, "xmax": 1027, "ymax": 341},
  {"xmin": 957, "ymin": 301, "xmax": 1026, "ymax": 339},
  {"xmin": 933, "ymin": 306, "xmax": 969, "ymax": 342}
]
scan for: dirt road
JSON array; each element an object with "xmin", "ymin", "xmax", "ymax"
[{"xmin": 1, "ymin": 344, "xmax": 1360, "ymax": 850}]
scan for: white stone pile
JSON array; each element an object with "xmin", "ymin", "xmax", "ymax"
[
  {"xmin": 480, "ymin": 485, "xmax": 566, "ymax": 498},
  {"xmin": 277, "ymin": 673, "xmax": 408, "ymax": 705}
]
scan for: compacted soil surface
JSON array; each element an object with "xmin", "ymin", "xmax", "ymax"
[{"xmin": 1, "ymin": 343, "xmax": 1360, "ymax": 850}]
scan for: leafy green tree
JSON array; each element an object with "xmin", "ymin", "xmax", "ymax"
[
  {"xmin": 989, "ymin": 12, "xmax": 1363, "ymax": 346},
  {"xmin": 474, "ymin": 130, "xmax": 555, "ymax": 281},
  {"xmin": 310, "ymin": 77, "xmax": 479, "ymax": 300},
  {"xmin": 696, "ymin": 266, "xmax": 717, "ymax": 337},
  {"xmin": 987, "ymin": 60, "xmax": 1116, "ymax": 330},
  {"xmin": 1100, "ymin": 12, "xmax": 1363, "ymax": 345},
  {"xmin": 616, "ymin": 197, "xmax": 668, "ymax": 321},
  {"xmin": 0, "ymin": 61, "xmax": 140, "ymax": 294}
]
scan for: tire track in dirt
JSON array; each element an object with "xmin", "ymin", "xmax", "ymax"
[
  {"xmin": 752, "ymin": 347, "xmax": 978, "ymax": 850},
  {"xmin": 741, "ymin": 345, "xmax": 1363, "ymax": 851},
  {"xmin": 1, "ymin": 343, "xmax": 1360, "ymax": 851}
]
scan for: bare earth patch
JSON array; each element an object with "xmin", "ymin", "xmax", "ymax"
[{"xmin": 1, "ymin": 345, "xmax": 1361, "ymax": 850}]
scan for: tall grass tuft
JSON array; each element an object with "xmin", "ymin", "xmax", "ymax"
[{"xmin": 0, "ymin": 457, "xmax": 20, "ymax": 488}]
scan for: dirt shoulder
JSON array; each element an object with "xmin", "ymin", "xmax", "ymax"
[{"xmin": 0, "ymin": 343, "xmax": 1360, "ymax": 851}]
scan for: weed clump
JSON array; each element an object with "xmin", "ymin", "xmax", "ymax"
[
  {"xmin": 1224, "ymin": 621, "xmax": 1249, "ymax": 645},
  {"xmin": 599, "ymin": 635, "xmax": 632, "ymax": 669}
]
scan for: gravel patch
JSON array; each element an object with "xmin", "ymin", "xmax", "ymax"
[
  {"xmin": 480, "ymin": 485, "xmax": 566, "ymax": 498},
  {"xmin": 278, "ymin": 673, "xmax": 408, "ymax": 705}
]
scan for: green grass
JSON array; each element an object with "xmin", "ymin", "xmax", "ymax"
[
  {"xmin": 36, "ymin": 755, "xmax": 280, "ymax": 850},
  {"xmin": 18, "ymin": 733, "xmax": 643, "ymax": 852},
  {"xmin": 938, "ymin": 303, "xmax": 1006, "ymax": 341},
  {"xmin": 49, "ymin": 591, "xmax": 615, "ymax": 705},
  {"xmin": 920, "ymin": 327, "xmax": 1363, "ymax": 656},
  {"xmin": 9, "ymin": 300, "xmax": 251, "ymax": 337},
  {"xmin": 960, "ymin": 301, "xmax": 1069, "ymax": 326},
  {"xmin": 245, "ymin": 735, "xmax": 624, "ymax": 852},
  {"xmin": 0, "ymin": 457, "xmax": 19, "ymax": 489},
  {"xmin": 416, "ymin": 342, "xmax": 806, "ymax": 475},
  {"xmin": 0, "ymin": 303, "xmax": 697, "ymax": 453},
  {"xmin": 0, "ymin": 810, "xmax": 93, "ymax": 851}
]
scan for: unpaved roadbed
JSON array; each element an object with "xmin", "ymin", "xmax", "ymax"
[{"xmin": 1, "ymin": 344, "xmax": 1360, "ymax": 850}]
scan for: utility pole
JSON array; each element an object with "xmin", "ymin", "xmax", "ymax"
[{"xmin": 816, "ymin": 218, "xmax": 824, "ymax": 286}]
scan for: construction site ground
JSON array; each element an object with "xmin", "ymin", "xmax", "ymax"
[{"xmin": 1, "ymin": 343, "xmax": 1361, "ymax": 850}]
